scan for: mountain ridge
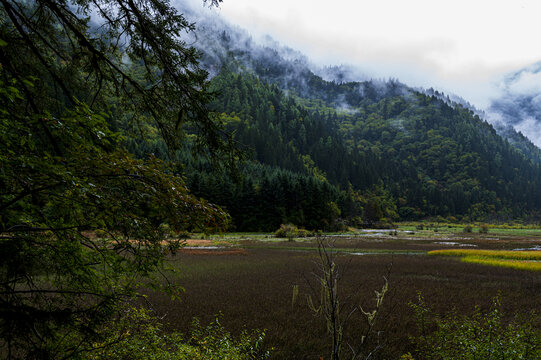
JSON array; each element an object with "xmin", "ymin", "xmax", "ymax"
[
  {"xmin": 145, "ymin": 1, "xmax": 541, "ymax": 228},
  {"xmin": 488, "ymin": 61, "xmax": 541, "ymax": 150},
  {"xmin": 182, "ymin": 3, "xmax": 541, "ymax": 164}
]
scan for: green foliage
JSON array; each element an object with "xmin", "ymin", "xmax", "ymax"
[
  {"xmin": 0, "ymin": 0, "xmax": 237, "ymax": 165},
  {"xmin": 133, "ymin": 63, "xmax": 541, "ymax": 229},
  {"xmin": 479, "ymin": 223, "xmax": 489, "ymax": 233},
  {"xmin": 409, "ymin": 294, "xmax": 541, "ymax": 359},
  {"xmin": 0, "ymin": 74, "xmax": 228, "ymax": 358},
  {"xmin": 0, "ymin": 0, "xmax": 234, "ymax": 357},
  {"xmin": 201, "ymin": 67, "xmax": 541, "ymax": 223},
  {"xmin": 185, "ymin": 161, "xmax": 354, "ymax": 231},
  {"xmin": 274, "ymin": 224, "xmax": 312, "ymax": 240},
  {"xmin": 86, "ymin": 307, "xmax": 269, "ymax": 360},
  {"xmin": 463, "ymin": 225, "xmax": 473, "ymax": 233},
  {"xmin": 188, "ymin": 317, "xmax": 269, "ymax": 359}
]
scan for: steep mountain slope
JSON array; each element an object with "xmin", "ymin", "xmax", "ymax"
[
  {"xmin": 167, "ymin": 2, "xmax": 541, "ymax": 226},
  {"xmin": 424, "ymin": 88, "xmax": 541, "ymax": 165},
  {"xmin": 185, "ymin": 3, "xmax": 541, "ymax": 163},
  {"xmin": 207, "ymin": 70, "xmax": 541, "ymax": 221}
]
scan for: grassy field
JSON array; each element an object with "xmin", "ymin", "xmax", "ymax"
[
  {"xmin": 428, "ymin": 249, "xmax": 541, "ymax": 260},
  {"xmin": 460, "ymin": 257, "xmax": 541, "ymax": 271},
  {"xmin": 144, "ymin": 227, "xmax": 541, "ymax": 359},
  {"xmin": 397, "ymin": 222, "xmax": 541, "ymax": 237},
  {"xmin": 428, "ymin": 249, "xmax": 541, "ymax": 271}
]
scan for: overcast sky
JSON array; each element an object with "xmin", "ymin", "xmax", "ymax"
[{"xmin": 210, "ymin": 0, "xmax": 541, "ymax": 109}]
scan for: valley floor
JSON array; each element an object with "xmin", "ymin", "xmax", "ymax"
[{"xmin": 144, "ymin": 225, "xmax": 541, "ymax": 359}]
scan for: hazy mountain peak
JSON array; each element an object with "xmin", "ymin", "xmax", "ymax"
[
  {"xmin": 176, "ymin": 0, "xmax": 541, "ymax": 161},
  {"xmin": 488, "ymin": 62, "xmax": 541, "ymax": 149}
]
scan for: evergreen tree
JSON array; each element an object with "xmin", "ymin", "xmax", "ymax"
[{"xmin": 0, "ymin": 0, "xmax": 230, "ymax": 358}]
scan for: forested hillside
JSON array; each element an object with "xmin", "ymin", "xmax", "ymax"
[
  {"xmin": 127, "ymin": 64, "xmax": 541, "ymax": 229},
  {"xmin": 422, "ymin": 88, "xmax": 541, "ymax": 165},
  {"xmin": 208, "ymin": 69, "xmax": 541, "ymax": 224},
  {"xmin": 122, "ymin": 2, "xmax": 541, "ymax": 229}
]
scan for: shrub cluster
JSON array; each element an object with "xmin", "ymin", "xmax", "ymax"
[
  {"xmin": 479, "ymin": 223, "xmax": 489, "ymax": 233},
  {"xmin": 408, "ymin": 294, "xmax": 541, "ymax": 359},
  {"xmin": 274, "ymin": 224, "xmax": 313, "ymax": 240},
  {"xmin": 87, "ymin": 307, "xmax": 270, "ymax": 360}
]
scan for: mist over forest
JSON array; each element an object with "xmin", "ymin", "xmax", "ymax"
[
  {"xmin": 179, "ymin": 0, "xmax": 541, "ymax": 148},
  {"xmin": 129, "ymin": 0, "xmax": 541, "ymax": 230}
]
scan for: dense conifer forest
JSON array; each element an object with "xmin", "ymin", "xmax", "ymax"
[
  {"xmin": 128, "ymin": 64, "xmax": 541, "ymax": 229},
  {"xmin": 126, "ymin": 9, "xmax": 541, "ymax": 229}
]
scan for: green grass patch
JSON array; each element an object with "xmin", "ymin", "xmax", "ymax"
[
  {"xmin": 399, "ymin": 222, "xmax": 541, "ymax": 236},
  {"xmin": 483, "ymin": 228, "xmax": 541, "ymax": 236}
]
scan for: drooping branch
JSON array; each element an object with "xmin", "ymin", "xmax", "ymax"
[{"xmin": 0, "ymin": 0, "xmax": 75, "ymax": 103}]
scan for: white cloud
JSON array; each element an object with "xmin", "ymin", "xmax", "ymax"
[
  {"xmin": 217, "ymin": 0, "xmax": 541, "ymax": 108},
  {"xmin": 504, "ymin": 71, "xmax": 541, "ymax": 95}
]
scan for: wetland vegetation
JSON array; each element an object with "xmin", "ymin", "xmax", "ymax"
[{"xmin": 143, "ymin": 224, "xmax": 541, "ymax": 359}]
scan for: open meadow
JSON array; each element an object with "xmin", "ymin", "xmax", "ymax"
[{"xmin": 144, "ymin": 226, "xmax": 541, "ymax": 359}]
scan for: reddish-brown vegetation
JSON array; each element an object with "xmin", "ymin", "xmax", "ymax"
[
  {"xmin": 179, "ymin": 248, "xmax": 248, "ymax": 256},
  {"xmin": 143, "ymin": 236, "xmax": 541, "ymax": 359}
]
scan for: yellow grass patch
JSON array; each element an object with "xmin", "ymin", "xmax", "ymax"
[
  {"xmin": 428, "ymin": 249, "xmax": 541, "ymax": 260},
  {"xmin": 428, "ymin": 249, "xmax": 541, "ymax": 271},
  {"xmin": 460, "ymin": 257, "xmax": 541, "ymax": 271}
]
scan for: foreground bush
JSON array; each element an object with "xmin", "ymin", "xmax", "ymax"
[
  {"xmin": 86, "ymin": 307, "xmax": 269, "ymax": 360},
  {"xmin": 409, "ymin": 294, "xmax": 541, "ymax": 359}
]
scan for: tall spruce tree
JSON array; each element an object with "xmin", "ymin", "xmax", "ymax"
[{"xmin": 0, "ymin": 0, "xmax": 232, "ymax": 358}]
